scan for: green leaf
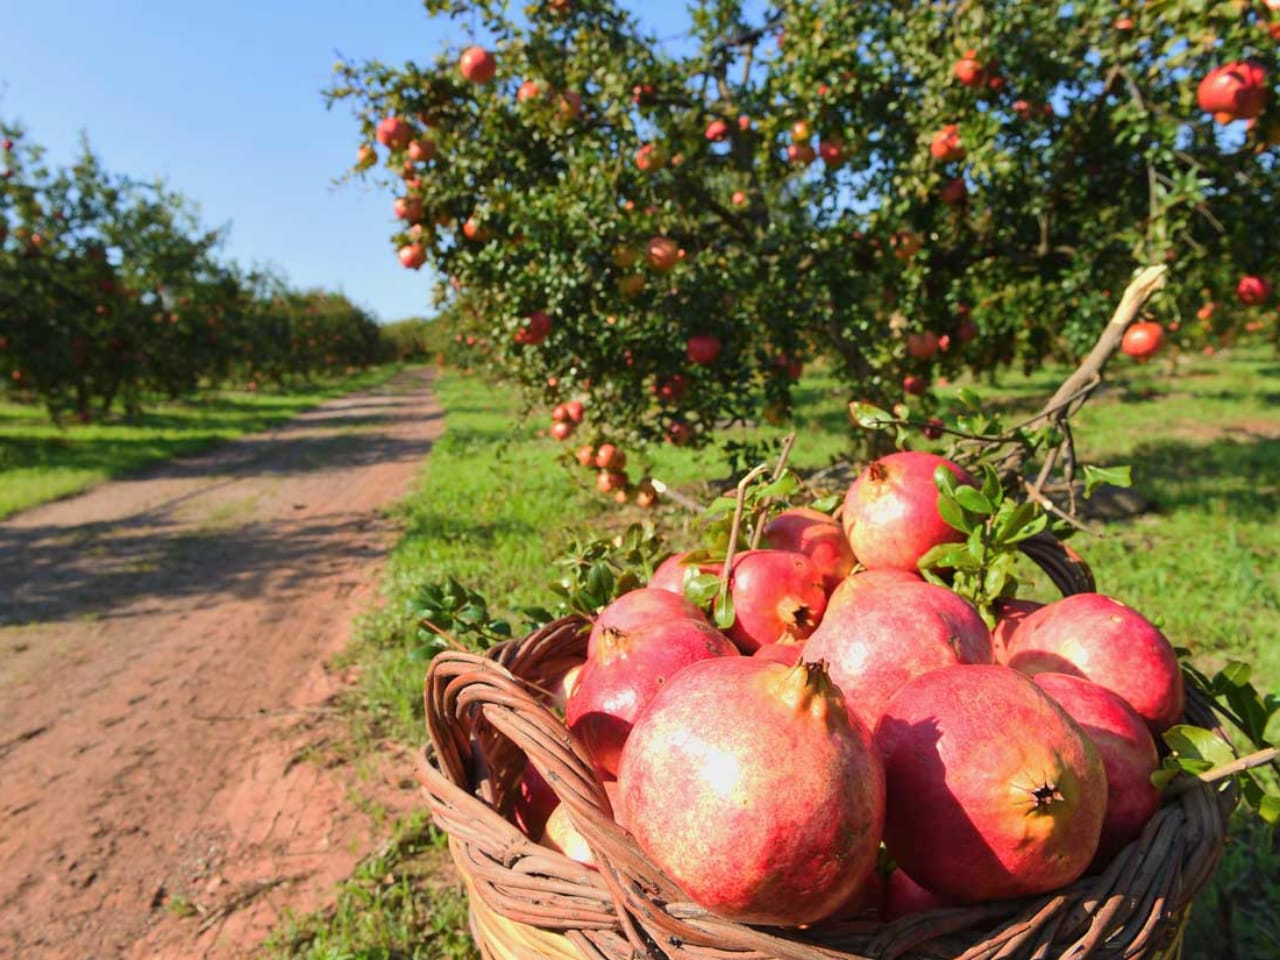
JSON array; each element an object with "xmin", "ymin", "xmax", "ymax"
[
  {"xmin": 1220, "ymin": 660, "xmax": 1252, "ymax": 688},
  {"xmin": 918, "ymin": 542, "xmax": 970, "ymax": 571},
  {"xmin": 954, "ymin": 485, "xmax": 995, "ymax": 515},
  {"xmin": 1162, "ymin": 724, "xmax": 1235, "ymax": 769},
  {"xmin": 758, "ymin": 471, "xmax": 800, "ymax": 500},
  {"xmin": 1082, "ymin": 464, "xmax": 1133, "ymax": 499},
  {"xmin": 712, "ymin": 590, "xmax": 735, "ymax": 630},
  {"xmin": 933, "ymin": 464, "xmax": 961, "ymax": 496},
  {"xmin": 936, "ymin": 493, "xmax": 973, "ymax": 534},
  {"xmin": 850, "ymin": 402, "xmax": 895, "ymax": 428},
  {"xmin": 980, "ymin": 465, "xmax": 1001, "ymax": 504},
  {"xmin": 954, "ymin": 388, "xmax": 982, "ymax": 410},
  {"xmin": 810, "ymin": 494, "xmax": 842, "ymax": 514},
  {"xmin": 684, "ymin": 572, "xmax": 722, "ymax": 606},
  {"xmin": 1150, "ymin": 762, "xmax": 1182, "ymax": 791},
  {"xmin": 1257, "ymin": 794, "xmax": 1280, "ymax": 825}
]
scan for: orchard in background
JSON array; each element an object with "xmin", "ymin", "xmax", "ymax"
[
  {"xmin": 331, "ymin": 0, "xmax": 1279, "ymax": 456},
  {"xmin": 0, "ymin": 124, "xmax": 387, "ymax": 421}
]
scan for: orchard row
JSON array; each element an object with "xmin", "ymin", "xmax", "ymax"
[{"xmin": 0, "ymin": 123, "xmax": 386, "ymax": 421}]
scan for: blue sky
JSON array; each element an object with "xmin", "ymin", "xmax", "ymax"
[{"xmin": 0, "ymin": 0, "xmax": 699, "ymax": 322}]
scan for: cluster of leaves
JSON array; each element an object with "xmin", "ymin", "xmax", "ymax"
[
  {"xmin": 331, "ymin": 0, "xmax": 1280, "ymax": 458},
  {"xmin": 1162, "ymin": 660, "xmax": 1280, "ymax": 825},
  {"xmin": 0, "ymin": 122, "xmax": 388, "ymax": 420},
  {"xmin": 408, "ymin": 577, "xmax": 513, "ymax": 660},
  {"xmin": 530, "ymin": 520, "xmax": 668, "ymax": 622}
]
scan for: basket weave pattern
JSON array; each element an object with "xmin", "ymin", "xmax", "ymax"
[{"xmin": 418, "ymin": 535, "xmax": 1234, "ymax": 959}]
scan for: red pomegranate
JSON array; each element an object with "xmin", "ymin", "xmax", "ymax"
[
  {"xmin": 648, "ymin": 551, "xmax": 699, "ymax": 595},
  {"xmin": 884, "ymin": 868, "xmax": 951, "ymax": 919},
  {"xmin": 928, "ymin": 124, "xmax": 965, "ymax": 162},
  {"xmin": 762, "ymin": 508, "xmax": 855, "ymax": 593},
  {"xmin": 1197, "ymin": 61, "xmax": 1267, "ymax": 123},
  {"xmin": 1003, "ymin": 592, "xmax": 1184, "ymax": 732},
  {"xmin": 825, "ymin": 568, "xmax": 923, "ymax": 618},
  {"xmin": 990, "ymin": 598, "xmax": 1043, "ymax": 662},
  {"xmin": 568, "ymin": 619, "xmax": 738, "ymax": 777},
  {"xmin": 618, "ymin": 659, "xmax": 885, "ymax": 924},
  {"xmin": 1032, "ymin": 673, "xmax": 1161, "ymax": 869},
  {"xmin": 686, "ymin": 333, "xmax": 722, "ymax": 365},
  {"xmin": 906, "ymin": 331, "xmax": 939, "ymax": 360},
  {"xmin": 541, "ymin": 804, "xmax": 595, "ymax": 865},
  {"xmin": 842, "ymin": 451, "xmax": 975, "ymax": 571},
  {"xmin": 751, "ymin": 642, "xmax": 803, "ymax": 666},
  {"xmin": 954, "ymin": 51, "xmax": 985, "ymax": 87},
  {"xmin": 724, "ymin": 550, "xmax": 827, "ymax": 653},
  {"xmin": 939, "ymin": 177, "xmax": 968, "ymax": 207},
  {"xmin": 803, "ymin": 580, "xmax": 991, "ymax": 731},
  {"xmin": 1237, "ymin": 274, "xmax": 1272, "ymax": 306},
  {"xmin": 1121, "ymin": 321, "xmax": 1164, "ymax": 360},
  {"xmin": 513, "ymin": 762, "xmax": 559, "ymax": 839},
  {"xmin": 876, "ymin": 665, "xmax": 1107, "ymax": 903},
  {"xmin": 587, "ymin": 587, "xmax": 708, "ymax": 657},
  {"xmin": 376, "ymin": 115, "xmax": 411, "ymax": 150}
]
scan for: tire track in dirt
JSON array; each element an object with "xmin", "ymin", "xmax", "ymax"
[{"xmin": 0, "ymin": 368, "xmax": 442, "ymax": 958}]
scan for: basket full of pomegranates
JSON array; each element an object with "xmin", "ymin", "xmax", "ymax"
[{"xmin": 417, "ymin": 450, "xmax": 1238, "ymax": 960}]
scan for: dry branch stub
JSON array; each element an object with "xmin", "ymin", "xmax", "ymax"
[{"xmin": 416, "ymin": 537, "xmax": 1233, "ymax": 960}]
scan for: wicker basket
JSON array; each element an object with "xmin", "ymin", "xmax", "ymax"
[{"xmin": 417, "ymin": 533, "xmax": 1235, "ymax": 960}]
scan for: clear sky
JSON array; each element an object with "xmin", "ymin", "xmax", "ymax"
[{"xmin": 0, "ymin": 0, "xmax": 699, "ymax": 323}]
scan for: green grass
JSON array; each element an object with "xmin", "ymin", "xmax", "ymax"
[
  {"xmin": 274, "ymin": 349, "xmax": 1280, "ymax": 960},
  {"xmin": 0, "ymin": 367, "xmax": 401, "ymax": 519}
]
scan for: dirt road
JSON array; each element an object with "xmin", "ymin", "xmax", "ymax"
[{"xmin": 0, "ymin": 368, "xmax": 443, "ymax": 958}]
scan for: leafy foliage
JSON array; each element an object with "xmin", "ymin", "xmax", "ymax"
[{"xmin": 330, "ymin": 0, "xmax": 1280, "ymax": 456}]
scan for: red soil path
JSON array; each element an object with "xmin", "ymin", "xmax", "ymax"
[{"xmin": 0, "ymin": 369, "xmax": 442, "ymax": 958}]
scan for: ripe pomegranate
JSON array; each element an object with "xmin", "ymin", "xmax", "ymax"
[
  {"xmin": 574, "ymin": 444, "xmax": 595, "ymax": 467},
  {"xmin": 939, "ymin": 177, "xmax": 968, "ymax": 207},
  {"xmin": 1197, "ymin": 61, "xmax": 1267, "ymax": 123},
  {"xmin": 686, "ymin": 333, "xmax": 722, "ymax": 365},
  {"xmin": 906, "ymin": 331, "xmax": 939, "ymax": 360},
  {"xmin": 397, "ymin": 244, "xmax": 426, "ymax": 270},
  {"xmin": 752, "ymin": 642, "xmax": 803, "ymax": 666},
  {"xmin": 652, "ymin": 373, "xmax": 687, "ymax": 402},
  {"xmin": 646, "ymin": 236, "xmax": 679, "ymax": 272},
  {"xmin": 459, "ymin": 45, "xmax": 497, "ymax": 84},
  {"xmin": 564, "ymin": 400, "xmax": 584, "ymax": 423},
  {"xmin": 929, "ymin": 124, "xmax": 965, "ymax": 162},
  {"xmin": 902, "ymin": 374, "xmax": 928, "ymax": 395},
  {"xmin": 648, "ymin": 551, "xmax": 715, "ymax": 595},
  {"xmin": 953, "ymin": 51, "xmax": 984, "ymax": 87},
  {"xmin": 376, "ymin": 115, "xmax": 411, "ymax": 150},
  {"xmin": 841, "ymin": 451, "xmax": 974, "ymax": 571},
  {"xmin": 567, "ymin": 619, "xmax": 738, "ymax": 777},
  {"xmin": 1032, "ymin": 673, "xmax": 1161, "ymax": 869},
  {"xmin": 1005, "ymin": 593, "xmax": 1183, "ymax": 732},
  {"xmin": 803, "ymin": 580, "xmax": 991, "ymax": 730},
  {"xmin": 666, "ymin": 421, "xmax": 695, "ymax": 446},
  {"xmin": 762, "ymin": 508, "xmax": 855, "ymax": 593},
  {"xmin": 517, "ymin": 79, "xmax": 543, "ymax": 103},
  {"xmin": 877, "ymin": 665, "xmax": 1107, "ymax": 902},
  {"xmin": 990, "ymin": 598, "xmax": 1043, "ymax": 662},
  {"xmin": 393, "ymin": 196, "xmax": 423, "ymax": 222},
  {"xmin": 885, "ymin": 868, "xmax": 951, "ymax": 919},
  {"xmin": 724, "ymin": 550, "xmax": 827, "ymax": 653},
  {"xmin": 618, "ymin": 659, "xmax": 885, "ymax": 924},
  {"xmin": 541, "ymin": 804, "xmax": 595, "ymax": 865},
  {"xmin": 1237, "ymin": 274, "xmax": 1272, "ymax": 306},
  {"xmin": 786, "ymin": 142, "xmax": 816, "ymax": 165},
  {"xmin": 462, "ymin": 218, "xmax": 490, "ymax": 242},
  {"xmin": 819, "ymin": 138, "xmax": 845, "ymax": 165},
  {"xmin": 1121, "ymin": 321, "xmax": 1164, "ymax": 360},
  {"xmin": 587, "ymin": 587, "xmax": 708, "ymax": 657},
  {"xmin": 406, "ymin": 139, "xmax": 436, "ymax": 163},
  {"xmin": 513, "ymin": 762, "xmax": 559, "ymax": 838},
  {"xmin": 705, "ymin": 118, "xmax": 729, "ymax": 142},
  {"xmin": 824, "ymin": 568, "xmax": 922, "ymax": 618},
  {"xmin": 594, "ymin": 443, "xmax": 625, "ymax": 470},
  {"xmin": 596, "ymin": 469, "xmax": 627, "ymax": 494}
]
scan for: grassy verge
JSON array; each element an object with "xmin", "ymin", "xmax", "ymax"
[
  {"xmin": 274, "ymin": 349, "xmax": 1279, "ymax": 959},
  {"xmin": 0, "ymin": 366, "xmax": 402, "ymax": 519}
]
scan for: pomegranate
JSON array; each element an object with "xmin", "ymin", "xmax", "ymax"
[
  {"xmin": 803, "ymin": 580, "xmax": 991, "ymax": 731},
  {"xmin": 906, "ymin": 331, "xmax": 939, "ymax": 360},
  {"xmin": 648, "ymin": 551, "xmax": 700, "ymax": 595},
  {"xmin": 762, "ymin": 507, "xmax": 855, "ymax": 593},
  {"xmin": 929, "ymin": 124, "xmax": 965, "ymax": 162},
  {"xmin": 876, "ymin": 665, "xmax": 1107, "ymax": 903},
  {"xmin": 587, "ymin": 587, "xmax": 708, "ymax": 657},
  {"xmin": 568, "ymin": 618, "xmax": 738, "ymax": 777},
  {"xmin": 752, "ymin": 642, "xmax": 803, "ymax": 666},
  {"xmin": 594, "ymin": 443, "xmax": 626, "ymax": 470},
  {"xmin": 1032, "ymin": 673, "xmax": 1161, "ymax": 869},
  {"xmin": 646, "ymin": 236, "xmax": 679, "ymax": 272},
  {"xmin": 376, "ymin": 115, "xmax": 411, "ymax": 150},
  {"xmin": 953, "ymin": 51, "xmax": 984, "ymax": 87},
  {"xmin": 513, "ymin": 762, "xmax": 559, "ymax": 838},
  {"xmin": 825, "ymin": 568, "xmax": 922, "ymax": 618},
  {"xmin": 1121, "ymin": 321, "xmax": 1164, "ymax": 360},
  {"xmin": 459, "ymin": 45, "xmax": 497, "ymax": 85},
  {"xmin": 1197, "ymin": 61, "xmax": 1267, "ymax": 123},
  {"xmin": 1237, "ymin": 274, "xmax": 1272, "ymax": 306},
  {"xmin": 884, "ymin": 868, "xmax": 951, "ymax": 919},
  {"xmin": 1003, "ymin": 593, "xmax": 1184, "ymax": 732},
  {"xmin": 939, "ymin": 177, "xmax": 968, "ymax": 207},
  {"xmin": 724, "ymin": 550, "xmax": 827, "ymax": 653},
  {"xmin": 841, "ymin": 451, "xmax": 975, "ymax": 571},
  {"xmin": 990, "ymin": 598, "xmax": 1043, "ymax": 662},
  {"xmin": 686, "ymin": 333, "xmax": 722, "ymax": 365},
  {"xmin": 541, "ymin": 804, "xmax": 595, "ymax": 865},
  {"xmin": 618, "ymin": 659, "xmax": 885, "ymax": 924}
]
